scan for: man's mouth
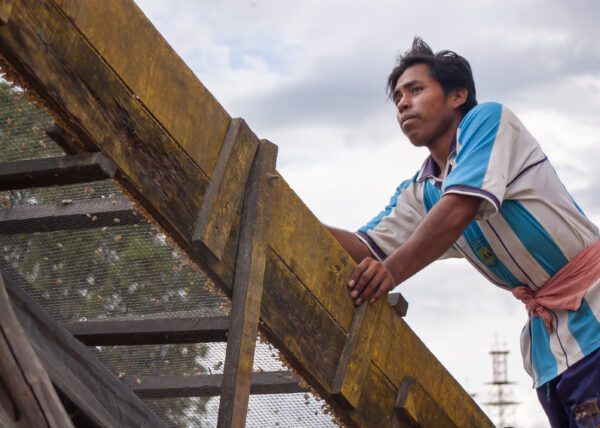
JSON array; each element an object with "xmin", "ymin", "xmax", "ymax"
[{"xmin": 401, "ymin": 115, "xmax": 418, "ymax": 128}]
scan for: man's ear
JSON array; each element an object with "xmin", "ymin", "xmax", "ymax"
[{"xmin": 450, "ymin": 87, "xmax": 468, "ymax": 109}]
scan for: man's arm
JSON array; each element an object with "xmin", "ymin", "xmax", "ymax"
[
  {"xmin": 326, "ymin": 226, "xmax": 373, "ymax": 264},
  {"xmin": 348, "ymin": 193, "xmax": 481, "ymax": 305}
]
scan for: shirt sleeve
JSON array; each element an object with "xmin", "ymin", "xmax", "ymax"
[
  {"xmin": 356, "ymin": 174, "xmax": 462, "ymax": 261},
  {"xmin": 443, "ymin": 102, "xmax": 512, "ymax": 218}
]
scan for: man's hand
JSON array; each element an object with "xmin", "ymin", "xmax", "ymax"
[
  {"xmin": 348, "ymin": 257, "xmax": 395, "ymax": 306},
  {"xmin": 346, "ymin": 193, "xmax": 482, "ymax": 306}
]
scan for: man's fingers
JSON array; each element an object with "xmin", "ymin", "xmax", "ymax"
[
  {"xmin": 356, "ymin": 269, "xmax": 386, "ymax": 304},
  {"xmin": 350, "ymin": 261, "xmax": 376, "ymax": 299},
  {"xmin": 370, "ymin": 276, "xmax": 393, "ymax": 303},
  {"xmin": 348, "ymin": 257, "xmax": 373, "ymax": 288}
]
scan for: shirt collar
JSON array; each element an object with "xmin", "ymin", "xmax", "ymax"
[{"xmin": 416, "ymin": 134, "xmax": 457, "ymax": 182}]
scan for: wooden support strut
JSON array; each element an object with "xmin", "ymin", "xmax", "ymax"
[
  {"xmin": 331, "ymin": 297, "xmax": 385, "ymax": 410},
  {"xmin": 394, "ymin": 376, "xmax": 458, "ymax": 428},
  {"xmin": 0, "ymin": 273, "xmax": 74, "ymax": 428},
  {"xmin": 124, "ymin": 371, "xmax": 308, "ymax": 399},
  {"xmin": 217, "ymin": 139, "xmax": 278, "ymax": 428},
  {"xmin": 193, "ymin": 118, "xmax": 259, "ymax": 261},
  {"xmin": 0, "ymin": 197, "xmax": 136, "ymax": 235},
  {"xmin": 0, "ymin": 151, "xmax": 117, "ymax": 191}
]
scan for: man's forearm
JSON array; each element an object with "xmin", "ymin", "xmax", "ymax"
[
  {"xmin": 383, "ymin": 193, "xmax": 481, "ymax": 284},
  {"xmin": 348, "ymin": 193, "xmax": 482, "ymax": 305},
  {"xmin": 326, "ymin": 226, "xmax": 372, "ymax": 263}
]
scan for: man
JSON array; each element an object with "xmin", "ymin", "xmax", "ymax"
[{"xmin": 328, "ymin": 38, "xmax": 600, "ymax": 427}]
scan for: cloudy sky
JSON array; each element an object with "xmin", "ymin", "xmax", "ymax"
[{"xmin": 135, "ymin": 1, "xmax": 600, "ymax": 426}]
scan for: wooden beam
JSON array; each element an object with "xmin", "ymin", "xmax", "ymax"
[
  {"xmin": 388, "ymin": 292, "xmax": 409, "ymax": 318},
  {"xmin": 332, "ymin": 299, "xmax": 384, "ymax": 410},
  {"xmin": 65, "ymin": 314, "xmax": 230, "ymax": 346},
  {"xmin": 394, "ymin": 376, "xmax": 458, "ymax": 428},
  {"xmin": 193, "ymin": 118, "xmax": 259, "ymax": 260},
  {"xmin": 0, "ymin": 273, "xmax": 74, "ymax": 427},
  {"xmin": 124, "ymin": 371, "xmax": 308, "ymax": 399},
  {"xmin": 2, "ymin": 265, "xmax": 167, "ymax": 427},
  {"xmin": 0, "ymin": 197, "xmax": 136, "ymax": 234},
  {"xmin": 217, "ymin": 140, "xmax": 277, "ymax": 428},
  {"xmin": 0, "ymin": 2, "xmax": 494, "ymax": 426},
  {"xmin": 0, "ymin": 0, "xmax": 13, "ymax": 26},
  {"xmin": 45, "ymin": 124, "xmax": 83, "ymax": 155},
  {"xmin": 0, "ymin": 152, "xmax": 117, "ymax": 191}
]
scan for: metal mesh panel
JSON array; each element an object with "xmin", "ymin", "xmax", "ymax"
[
  {"xmin": 0, "ymin": 80, "xmax": 63, "ymax": 162},
  {"xmin": 150, "ymin": 393, "xmax": 338, "ymax": 427},
  {"xmin": 0, "ymin": 79, "xmax": 340, "ymax": 427}
]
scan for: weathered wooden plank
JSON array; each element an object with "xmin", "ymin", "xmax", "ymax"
[
  {"xmin": 218, "ymin": 140, "xmax": 277, "ymax": 427},
  {"xmin": 0, "ymin": 152, "xmax": 116, "ymax": 191},
  {"xmin": 45, "ymin": 124, "xmax": 81, "ymax": 155},
  {"xmin": 0, "ymin": 0, "xmax": 212, "ymax": 252},
  {"xmin": 0, "ymin": 197, "xmax": 136, "ymax": 234},
  {"xmin": 193, "ymin": 118, "xmax": 259, "ymax": 260},
  {"xmin": 54, "ymin": 0, "xmax": 231, "ymax": 178},
  {"xmin": 395, "ymin": 377, "xmax": 457, "ymax": 428},
  {"xmin": 0, "ymin": 377, "xmax": 19, "ymax": 428},
  {"xmin": 2, "ymin": 266, "xmax": 167, "ymax": 427},
  {"xmin": 0, "ymin": 273, "xmax": 74, "ymax": 428},
  {"xmin": 260, "ymin": 248, "xmax": 347, "ymax": 392},
  {"xmin": 0, "ymin": 1, "xmax": 494, "ymax": 426},
  {"xmin": 267, "ymin": 177, "xmax": 357, "ymax": 332},
  {"xmin": 0, "ymin": 406, "xmax": 18, "ymax": 428},
  {"xmin": 332, "ymin": 299, "xmax": 384, "ymax": 410},
  {"xmin": 372, "ymin": 306, "xmax": 493, "ymax": 427},
  {"xmin": 388, "ymin": 292, "xmax": 409, "ymax": 318},
  {"xmin": 65, "ymin": 314, "xmax": 230, "ymax": 346},
  {"xmin": 124, "ymin": 371, "xmax": 308, "ymax": 399},
  {"xmin": 0, "ymin": 0, "xmax": 13, "ymax": 25}
]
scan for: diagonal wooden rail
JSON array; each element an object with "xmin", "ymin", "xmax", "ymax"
[{"xmin": 0, "ymin": 1, "xmax": 493, "ymax": 426}]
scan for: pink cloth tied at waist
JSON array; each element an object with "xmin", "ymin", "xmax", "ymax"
[{"xmin": 512, "ymin": 240, "xmax": 600, "ymax": 333}]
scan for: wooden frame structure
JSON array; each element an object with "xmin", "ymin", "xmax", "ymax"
[{"xmin": 0, "ymin": 0, "xmax": 494, "ymax": 426}]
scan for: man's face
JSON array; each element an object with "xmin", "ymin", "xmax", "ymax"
[{"xmin": 393, "ymin": 63, "xmax": 460, "ymax": 148}]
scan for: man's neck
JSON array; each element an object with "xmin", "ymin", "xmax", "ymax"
[{"xmin": 427, "ymin": 117, "xmax": 462, "ymax": 177}]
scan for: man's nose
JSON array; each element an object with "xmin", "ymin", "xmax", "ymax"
[{"xmin": 397, "ymin": 96, "xmax": 411, "ymax": 112}]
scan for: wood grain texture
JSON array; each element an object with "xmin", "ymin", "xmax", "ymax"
[
  {"xmin": 124, "ymin": 371, "xmax": 308, "ymax": 399},
  {"xmin": 332, "ymin": 299, "xmax": 384, "ymax": 410},
  {"xmin": 0, "ymin": 274, "xmax": 74, "ymax": 428},
  {"xmin": 193, "ymin": 118, "xmax": 259, "ymax": 260},
  {"xmin": 0, "ymin": 152, "xmax": 116, "ymax": 191},
  {"xmin": 0, "ymin": 197, "xmax": 136, "ymax": 234},
  {"xmin": 218, "ymin": 140, "xmax": 277, "ymax": 428},
  {"xmin": 0, "ymin": 1, "xmax": 494, "ymax": 426},
  {"xmin": 2, "ymin": 271, "xmax": 167, "ymax": 427},
  {"xmin": 65, "ymin": 314, "xmax": 230, "ymax": 345},
  {"xmin": 53, "ymin": 0, "xmax": 231, "ymax": 178}
]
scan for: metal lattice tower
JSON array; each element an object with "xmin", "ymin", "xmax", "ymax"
[{"xmin": 483, "ymin": 345, "xmax": 519, "ymax": 427}]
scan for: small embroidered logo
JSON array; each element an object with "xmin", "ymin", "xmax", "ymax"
[
  {"xmin": 574, "ymin": 398, "xmax": 600, "ymax": 426},
  {"xmin": 472, "ymin": 240, "xmax": 498, "ymax": 268}
]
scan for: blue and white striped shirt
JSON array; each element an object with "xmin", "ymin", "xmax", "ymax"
[{"xmin": 357, "ymin": 102, "xmax": 600, "ymax": 387}]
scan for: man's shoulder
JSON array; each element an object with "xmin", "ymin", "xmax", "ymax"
[{"xmin": 460, "ymin": 102, "xmax": 504, "ymax": 127}]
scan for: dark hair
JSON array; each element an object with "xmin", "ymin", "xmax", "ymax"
[{"xmin": 387, "ymin": 37, "xmax": 477, "ymax": 116}]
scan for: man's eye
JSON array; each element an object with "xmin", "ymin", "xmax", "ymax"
[{"xmin": 412, "ymin": 87, "xmax": 422, "ymax": 94}]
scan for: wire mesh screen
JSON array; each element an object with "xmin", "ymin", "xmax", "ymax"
[
  {"xmin": 0, "ymin": 81, "xmax": 63, "ymax": 162},
  {"xmin": 0, "ymin": 80, "xmax": 339, "ymax": 426}
]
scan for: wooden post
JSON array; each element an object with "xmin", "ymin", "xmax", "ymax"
[
  {"xmin": 331, "ymin": 298, "xmax": 384, "ymax": 410},
  {"xmin": 193, "ymin": 118, "xmax": 259, "ymax": 260},
  {"xmin": 0, "ymin": 273, "xmax": 74, "ymax": 428},
  {"xmin": 394, "ymin": 376, "xmax": 458, "ymax": 428},
  {"xmin": 217, "ymin": 140, "xmax": 278, "ymax": 427}
]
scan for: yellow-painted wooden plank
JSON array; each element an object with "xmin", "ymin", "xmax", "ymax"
[
  {"xmin": 0, "ymin": 2, "xmax": 494, "ymax": 426},
  {"xmin": 53, "ymin": 0, "xmax": 231, "ymax": 178}
]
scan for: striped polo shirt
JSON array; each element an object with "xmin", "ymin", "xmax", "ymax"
[{"xmin": 357, "ymin": 102, "xmax": 600, "ymax": 387}]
